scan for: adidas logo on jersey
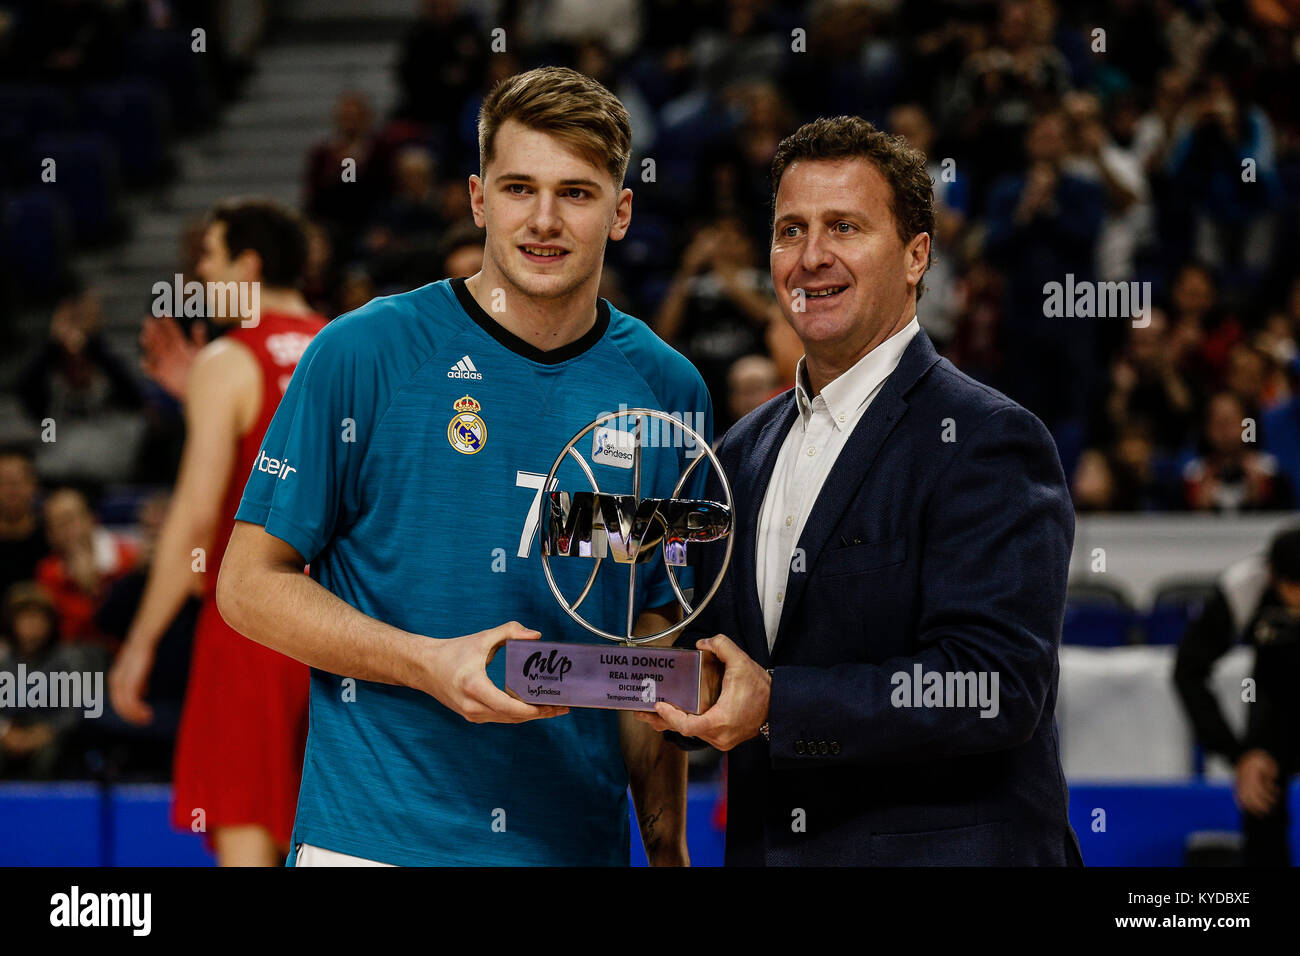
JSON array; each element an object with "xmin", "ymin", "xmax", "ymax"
[{"xmin": 448, "ymin": 355, "xmax": 482, "ymax": 380}]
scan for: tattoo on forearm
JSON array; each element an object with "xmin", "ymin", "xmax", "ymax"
[{"xmin": 642, "ymin": 809, "xmax": 663, "ymax": 856}]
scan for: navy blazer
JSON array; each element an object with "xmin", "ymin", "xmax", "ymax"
[{"xmin": 681, "ymin": 330, "xmax": 1083, "ymax": 866}]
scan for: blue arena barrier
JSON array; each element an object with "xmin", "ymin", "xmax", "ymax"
[
  {"xmin": 1069, "ymin": 781, "xmax": 1300, "ymax": 866},
  {"xmin": 3, "ymin": 780, "xmax": 1297, "ymax": 866},
  {"xmin": 0, "ymin": 782, "xmax": 103, "ymax": 865},
  {"xmin": 108, "ymin": 785, "xmax": 216, "ymax": 867}
]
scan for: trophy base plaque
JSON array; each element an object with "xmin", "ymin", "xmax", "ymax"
[{"xmin": 503, "ymin": 639, "xmax": 703, "ymax": 714}]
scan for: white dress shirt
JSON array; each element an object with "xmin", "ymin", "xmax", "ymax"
[{"xmin": 756, "ymin": 317, "xmax": 920, "ymax": 650}]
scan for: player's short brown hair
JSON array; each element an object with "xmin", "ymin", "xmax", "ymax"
[
  {"xmin": 478, "ymin": 66, "xmax": 632, "ymax": 187},
  {"xmin": 208, "ymin": 197, "xmax": 309, "ymax": 288},
  {"xmin": 771, "ymin": 116, "xmax": 934, "ymax": 298}
]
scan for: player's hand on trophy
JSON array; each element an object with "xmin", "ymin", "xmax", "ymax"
[
  {"xmin": 425, "ymin": 621, "xmax": 570, "ymax": 724},
  {"xmin": 635, "ymin": 634, "xmax": 770, "ymax": 751},
  {"xmin": 699, "ymin": 644, "xmax": 724, "ymax": 712}
]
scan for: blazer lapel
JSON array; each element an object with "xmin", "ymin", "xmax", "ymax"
[
  {"xmin": 731, "ymin": 392, "xmax": 798, "ymax": 668},
  {"xmin": 771, "ymin": 331, "xmax": 943, "ymax": 656}
]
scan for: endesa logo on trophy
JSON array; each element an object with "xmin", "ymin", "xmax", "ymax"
[{"xmin": 504, "ymin": 409, "xmax": 734, "ymax": 714}]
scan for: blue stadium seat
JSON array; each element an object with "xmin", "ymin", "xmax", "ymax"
[
  {"xmin": 27, "ymin": 134, "xmax": 123, "ymax": 244},
  {"xmin": 1063, "ymin": 582, "xmax": 1139, "ymax": 646},
  {"xmin": 0, "ymin": 86, "xmax": 77, "ymax": 196},
  {"xmin": 81, "ymin": 81, "xmax": 172, "ymax": 186},
  {"xmin": 1146, "ymin": 577, "xmax": 1217, "ymax": 645},
  {"xmin": 125, "ymin": 30, "xmax": 217, "ymax": 132},
  {"xmin": 0, "ymin": 85, "xmax": 76, "ymax": 139},
  {"xmin": 1063, "ymin": 604, "xmax": 1139, "ymax": 646},
  {"xmin": 1, "ymin": 188, "xmax": 73, "ymax": 299}
]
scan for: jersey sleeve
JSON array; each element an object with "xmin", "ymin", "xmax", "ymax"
[{"xmin": 234, "ymin": 320, "xmax": 374, "ymax": 564}]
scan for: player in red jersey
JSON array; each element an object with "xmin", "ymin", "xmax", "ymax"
[{"xmin": 109, "ymin": 198, "xmax": 327, "ymax": 866}]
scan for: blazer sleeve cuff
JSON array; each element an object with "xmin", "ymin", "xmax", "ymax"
[{"xmin": 767, "ymin": 666, "xmax": 846, "ymax": 765}]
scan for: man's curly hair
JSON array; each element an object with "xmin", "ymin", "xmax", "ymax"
[{"xmin": 771, "ymin": 115, "xmax": 935, "ymax": 299}]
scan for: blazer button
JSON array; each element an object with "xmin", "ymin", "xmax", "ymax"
[
  {"xmin": 819, "ymin": 740, "xmax": 829, "ymax": 754},
  {"xmin": 795, "ymin": 740, "xmax": 806, "ymax": 754},
  {"xmin": 830, "ymin": 741, "xmax": 841, "ymax": 755}
]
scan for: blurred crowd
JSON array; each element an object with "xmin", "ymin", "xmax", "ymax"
[
  {"xmin": 1, "ymin": 445, "xmax": 194, "ymax": 779},
  {"xmin": 4, "ymin": 0, "xmax": 1300, "ymax": 780},
  {"xmin": 307, "ymin": 0, "xmax": 1300, "ymax": 514}
]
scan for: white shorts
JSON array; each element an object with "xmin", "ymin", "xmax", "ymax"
[{"xmin": 294, "ymin": 843, "xmax": 397, "ymax": 867}]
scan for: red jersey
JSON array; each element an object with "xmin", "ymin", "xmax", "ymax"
[
  {"xmin": 207, "ymin": 311, "xmax": 326, "ymax": 591},
  {"xmin": 171, "ymin": 308, "xmax": 325, "ymax": 849}
]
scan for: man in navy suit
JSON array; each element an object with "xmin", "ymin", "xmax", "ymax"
[{"xmin": 639, "ymin": 116, "xmax": 1083, "ymax": 866}]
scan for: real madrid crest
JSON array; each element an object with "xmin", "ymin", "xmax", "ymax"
[{"xmin": 448, "ymin": 395, "xmax": 487, "ymax": 455}]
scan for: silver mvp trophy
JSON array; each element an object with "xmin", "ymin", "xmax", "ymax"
[{"xmin": 504, "ymin": 408, "xmax": 734, "ymax": 714}]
